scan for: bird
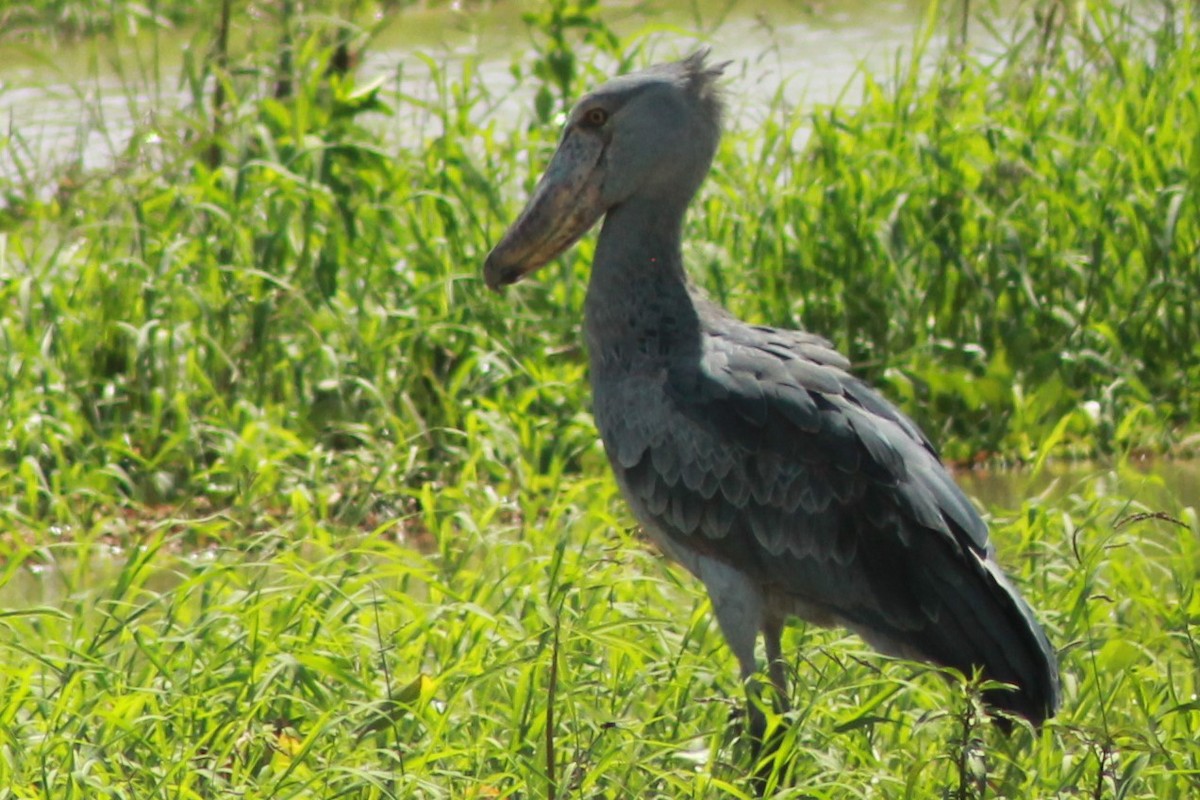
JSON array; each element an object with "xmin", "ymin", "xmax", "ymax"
[{"xmin": 483, "ymin": 50, "xmax": 1060, "ymax": 734}]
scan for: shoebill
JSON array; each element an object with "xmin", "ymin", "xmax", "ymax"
[{"xmin": 483, "ymin": 51, "xmax": 1060, "ymax": 733}]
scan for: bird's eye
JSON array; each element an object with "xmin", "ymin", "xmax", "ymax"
[{"xmin": 581, "ymin": 107, "xmax": 609, "ymax": 127}]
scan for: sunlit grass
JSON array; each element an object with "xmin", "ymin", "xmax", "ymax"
[
  {"xmin": 0, "ymin": 0, "xmax": 1197, "ymax": 796},
  {"xmin": 0, "ymin": 466, "xmax": 1196, "ymax": 797}
]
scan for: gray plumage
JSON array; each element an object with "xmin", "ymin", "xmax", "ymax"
[{"xmin": 485, "ymin": 51, "xmax": 1060, "ymax": 728}]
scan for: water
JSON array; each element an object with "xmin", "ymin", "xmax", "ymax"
[
  {"xmin": 0, "ymin": 0, "xmax": 940, "ymax": 184},
  {"xmin": 957, "ymin": 459, "xmax": 1200, "ymax": 515}
]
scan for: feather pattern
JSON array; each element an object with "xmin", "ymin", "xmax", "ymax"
[{"xmin": 592, "ymin": 297, "xmax": 1059, "ymax": 724}]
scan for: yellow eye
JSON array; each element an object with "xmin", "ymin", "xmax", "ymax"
[{"xmin": 582, "ymin": 107, "xmax": 609, "ymax": 127}]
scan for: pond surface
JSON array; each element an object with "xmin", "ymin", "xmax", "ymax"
[
  {"xmin": 957, "ymin": 459, "xmax": 1200, "ymax": 515},
  {"xmin": 0, "ymin": 0, "xmax": 943, "ymax": 183}
]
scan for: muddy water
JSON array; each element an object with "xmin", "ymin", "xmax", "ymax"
[
  {"xmin": 957, "ymin": 459, "xmax": 1200, "ymax": 515},
  {"xmin": 0, "ymin": 0, "xmax": 938, "ymax": 181}
]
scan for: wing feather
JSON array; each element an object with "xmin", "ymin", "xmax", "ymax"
[
  {"xmin": 601, "ymin": 320, "xmax": 992, "ymax": 631},
  {"xmin": 589, "ymin": 280, "xmax": 1057, "ymax": 724}
]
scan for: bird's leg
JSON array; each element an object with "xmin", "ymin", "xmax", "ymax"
[
  {"xmin": 745, "ymin": 615, "xmax": 797, "ymax": 795},
  {"xmin": 698, "ymin": 559, "xmax": 770, "ymax": 738},
  {"xmin": 717, "ymin": 619, "xmax": 767, "ymax": 739},
  {"xmin": 762, "ymin": 615, "xmax": 790, "ymax": 713},
  {"xmin": 715, "ymin": 670, "xmax": 774, "ymax": 751}
]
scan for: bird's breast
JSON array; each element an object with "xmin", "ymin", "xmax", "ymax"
[{"xmin": 589, "ymin": 365, "xmax": 671, "ymax": 448}]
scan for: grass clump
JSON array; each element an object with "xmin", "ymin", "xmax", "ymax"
[
  {"xmin": 0, "ymin": 0, "xmax": 1197, "ymax": 797},
  {"xmin": 0, "ymin": 466, "xmax": 1197, "ymax": 797},
  {"xmin": 0, "ymin": 2, "xmax": 588, "ymax": 534},
  {"xmin": 703, "ymin": 3, "xmax": 1199, "ymax": 462},
  {"xmin": 1, "ymin": 0, "xmax": 201, "ymax": 41}
]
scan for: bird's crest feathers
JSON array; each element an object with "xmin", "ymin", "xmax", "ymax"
[{"xmin": 679, "ymin": 48, "xmax": 728, "ymax": 126}]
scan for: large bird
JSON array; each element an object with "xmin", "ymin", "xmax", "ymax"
[{"xmin": 484, "ymin": 51, "xmax": 1060, "ymax": 732}]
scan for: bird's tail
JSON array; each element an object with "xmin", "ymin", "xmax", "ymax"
[{"xmin": 917, "ymin": 547, "xmax": 1061, "ymax": 727}]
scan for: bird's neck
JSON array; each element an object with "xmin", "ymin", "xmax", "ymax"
[{"xmin": 584, "ymin": 195, "xmax": 700, "ymax": 373}]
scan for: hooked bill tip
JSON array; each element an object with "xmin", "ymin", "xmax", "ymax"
[{"xmin": 483, "ymin": 251, "xmax": 524, "ymax": 292}]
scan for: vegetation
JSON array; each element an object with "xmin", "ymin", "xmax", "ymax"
[
  {"xmin": 0, "ymin": 0, "xmax": 1196, "ymax": 797},
  {"xmin": 1, "ymin": 0, "xmax": 198, "ymax": 40}
]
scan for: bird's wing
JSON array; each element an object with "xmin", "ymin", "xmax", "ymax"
[
  {"xmin": 599, "ymin": 320, "xmax": 993, "ymax": 629},
  {"xmin": 596, "ymin": 318, "xmax": 1058, "ymax": 722}
]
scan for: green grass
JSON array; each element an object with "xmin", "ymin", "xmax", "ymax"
[
  {"xmin": 0, "ymin": 465, "xmax": 1196, "ymax": 797},
  {"xmin": 704, "ymin": 3, "xmax": 1200, "ymax": 463},
  {"xmin": 0, "ymin": 0, "xmax": 1198, "ymax": 796},
  {"xmin": 1, "ymin": 0, "xmax": 199, "ymax": 41}
]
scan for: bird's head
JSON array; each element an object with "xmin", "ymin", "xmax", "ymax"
[{"xmin": 484, "ymin": 50, "xmax": 727, "ymax": 290}]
